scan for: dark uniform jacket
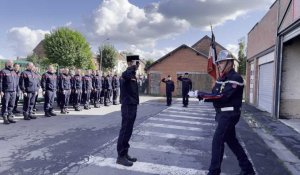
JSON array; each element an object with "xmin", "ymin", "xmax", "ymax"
[
  {"xmin": 19, "ymin": 69, "xmax": 39, "ymax": 93},
  {"xmin": 177, "ymin": 76, "xmax": 192, "ymax": 94},
  {"xmin": 58, "ymin": 73, "xmax": 71, "ymax": 91},
  {"xmin": 112, "ymin": 76, "xmax": 120, "ymax": 89},
  {"xmin": 199, "ymin": 69, "xmax": 244, "ymax": 109},
  {"xmin": 71, "ymin": 74, "xmax": 82, "ymax": 90},
  {"xmin": 82, "ymin": 75, "xmax": 93, "ymax": 91},
  {"xmin": 161, "ymin": 78, "xmax": 175, "ymax": 93},
  {"xmin": 41, "ymin": 71, "xmax": 57, "ymax": 91},
  {"xmin": 120, "ymin": 66, "xmax": 139, "ymax": 105},
  {"xmin": 0, "ymin": 68, "xmax": 18, "ymax": 92},
  {"xmin": 92, "ymin": 75, "xmax": 102, "ymax": 90}
]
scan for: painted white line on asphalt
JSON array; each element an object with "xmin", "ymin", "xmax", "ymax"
[
  {"xmin": 87, "ymin": 156, "xmax": 209, "ymax": 175},
  {"xmin": 158, "ymin": 113, "xmax": 215, "ymax": 121},
  {"xmin": 164, "ymin": 110, "xmax": 215, "ymax": 116},
  {"xmin": 149, "ymin": 118, "xmax": 214, "ymax": 126},
  {"xmin": 130, "ymin": 142, "xmax": 206, "ymax": 156},
  {"xmin": 135, "ymin": 130, "xmax": 205, "ymax": 141},
  {"xmin": 141, "ymin": 123, "xmax": 203, "ymax": 131}
]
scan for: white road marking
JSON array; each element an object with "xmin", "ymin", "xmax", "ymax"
[
  {"xmin": 87, "ymin": 156, "xmax": 211, "ymax": 175},
  {"xmin": 141, "ymin": 122, "xmax": 203, "ymax": 131},
  {"xmin": 158, "ymin": 113, "xmax": 215, "ymax": 121},
  {"xmin": 149, "ymin": 117, "xmax": 214, "ymax": 126},
  {"xmin": 164, "ymin": 110, "xmax": 215, "ymax": 116},
  {"xmin": 134, "ymin": 130, "xmax": 205, "ymax": 141}
]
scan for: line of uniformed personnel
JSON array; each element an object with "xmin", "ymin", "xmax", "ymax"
[{"xmin": 0, "ymin": 61, "xmax": 120, "ymax": 124}]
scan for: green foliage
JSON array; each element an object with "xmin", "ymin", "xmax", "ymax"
[
  {"xmin": 238, "ymin": 41, "xmax": 246, "ymax": 76},
  {"xmin": 26, "ymin": 54, "xmax": 50, "ymax": 68},
  {"xmin": 145, "ymin": 59, "xmax": 154, "ymax": 69},
  {"xmin": 97, "ymin": 44, "xmax": 117, "ymax": 71},
  {"xmin": 43, "ymin": 27, "xmax": 93, "ymax": 69}
]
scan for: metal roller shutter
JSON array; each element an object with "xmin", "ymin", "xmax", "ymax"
[{"xmin": 258, "ymin": 62, "xmax": 274, "ymax": 113}]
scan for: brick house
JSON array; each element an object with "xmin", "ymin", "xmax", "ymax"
[
  {"xmin": 246, "ymin": 0, "xmax": 300, "ymax": 119},
  {"xmin": 145, "ymin": 36, "xmax": 227, "ymax": 96}
]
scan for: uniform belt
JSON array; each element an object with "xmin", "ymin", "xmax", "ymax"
[{"xmin": 215, "ymin": 107, "xmax": 240, "ymax": 112}]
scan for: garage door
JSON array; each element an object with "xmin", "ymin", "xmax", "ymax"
[
  {"xmin": 149, "ymin": 73, "xmax": 161, "ymax": 95},
  {"xmin": 258, "ymin": 62, "xmax": 274, "ymax": 113}
]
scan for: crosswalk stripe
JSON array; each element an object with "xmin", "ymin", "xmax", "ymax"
[
  {"xmin": 149, "ymin": 118, "xmax": 214, "ymax": 126},
  {"xmin": 134, "ymin": 130, "xmax": 205, "ymax": 141},
  {"xmin": 141, "ymin": 122, "xmax": 203, "ymax": 131},
  {"xmin": 86, "ymin": 156, "xmax": 209, "ymax": 175},
  {"xmin": 130, "ymin": 142, "xmax": 206, "ymax": 156},
  {"xmin": 164, "ymin": 110, "xmax": 215, "ymax": 116},
  {"xmin": 158, "ymin": 113, "xmax": 215, "ymax": 121}
]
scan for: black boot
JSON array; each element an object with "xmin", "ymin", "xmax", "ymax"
[
  {"xmin": 8, "ymin": 115, "xmax": 16, "ymax": 123},
  {"xmin": 49, "ymin": 110, "xmax": 57, "ymax": 116},
  {"xmin": 23, "ymin": 113, "xmax": 31, "ymax": 120},
  {"xmin": 126, "ymin": 154, "xmax": 137, "ymax": 162},
  {"xmin": 116, "ymin": 156, "xmax": 133, "ymax": 167},
  {"xmin": 29, "ymin": 114, "xmax": 37, "ymax": 119},
  {"xmin": 45, "ymin": 111, "xmax": 52, "ymax": 117},
  {"xmin": 2, "ymin": 116, "xmax": 10, "ymax": 124}
]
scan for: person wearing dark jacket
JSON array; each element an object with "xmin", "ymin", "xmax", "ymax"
[
  {"xmin": 82, "ymin": 70, "xmax": 93, "ymax": 109},
  {"xmin": 32, "ymin": 66, "xmax": 41, "ymax": 113},
  {"xmin": 197, "ymin": 50, "xmax": 255, "ymax": 175},
  {"xmin": 13, "ymin": 63, "xmax": 21, "ymax": 114},
  {"xmin": 112, "ymin": 74, "xmax": 120, "ymax": 105},
  {"xmin": 58, "ymin": 68, "xmax": 71, "ymax": 114},
  {"xmin": 177, "ymin": 73, "xmax": 192, "ymax": 107},
  {"xmin": 102, "ymin": 74, "xmax": 110, "ymax": 106},
  {"xmin": 92, "ymin": 70, "xmax": 102, "ymax": 108},
  {"xmin": 71, "ymin": 69, "xmax": 83, "ymax": 111},
  {"xmin": 0, "ymin": 60, "xmax": 18, "ymax": 124},
  {"xmin": 41, "ymin": 65, "xmax": 57, "ymax": 117},
  {"xmin": 19, "ymin": 62, "xmax": 39, "ymax": 120},
  {"xmin": 116, "ymin": 55, "xmax": 140, "ymax": 167},
  {"xmin": 161, "ymin": 75, "xmax": 175, "ymax": 106}
]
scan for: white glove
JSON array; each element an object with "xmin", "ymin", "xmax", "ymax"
[{"xmin": 188, "ymin": 90, "xmax": 198, "ymax": 97}]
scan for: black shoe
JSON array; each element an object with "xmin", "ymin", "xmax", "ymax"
[
  {"xmin": 49, "ymin": 110, "xmax": 57, "ymax": 116},
  {"xmin": 126, "ymin": 154, "xmax": 137, "ymax": 162},
  {"xmin": 8, "ymin": 115, "xmax": 16, "ymax": 123},
  {"xmin": 84, "ymin": 106, "xmax": 89, "ymax": 110},
  {"xmin": 13, "ymin": 109, "xmax": 21, "ymax": 114},
  {"xmin": 65, "ymin": 108, "xmax": 69, "ymax": 114},
  {"xmin": 75, "ymin": 107, "xmax": 81, "ymax": 111},
  {"xmin": 29, "ymin": 115, "xmax": 37, "ymax": 119},
  {"xmin": 116, "ymin": 156, "xmax": 133, "ymax": 167},
  {"xmin": 2, "ymin": 116, "xmax": 10, "ymax": 124},
  {"xmin": 45, "ymin": 112, "xmax": 52, "ymax": 117},
  {"xmin": 33, "ymin": 108, "xmax": 37, "ymax": 112},
  {"xmin": 23, "ymin": 113, "xmax": 31, "ymax": 120}
]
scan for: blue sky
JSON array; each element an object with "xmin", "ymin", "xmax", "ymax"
[{"xmin": 0, "ymin": 0, "xmax": 275, "ymax": 60}]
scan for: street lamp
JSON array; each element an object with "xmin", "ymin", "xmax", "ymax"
[{"xmin": 100, "ymin": 38, "xmax": 110, "ymax": 71}]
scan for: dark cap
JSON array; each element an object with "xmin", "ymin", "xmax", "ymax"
[
  {"xmin": 126, "ymin": 55, "xmax": 139, "ymax": 62},
  {"xmin": 167, "ymin": 75, "xmax": 171, "ymax": 77},
  {"xmin": 184, "ymin": 72, "xmax": 189, "ymax": 75}
]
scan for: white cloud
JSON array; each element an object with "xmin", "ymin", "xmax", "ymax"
[
  {"xmin": 157, "ymin": 0, "xmax": 274, "ymax": 30},
  {"xmin": 81, "ymin": 0, "xmax": 190, "ymax": 47},
  {"xmin": 226, "ymin": 44, "xmax": 239, "ymax": 58},
  {"xmin": 0, "ymin": 54, "xmax": 5, "ymax": 59},
  {"xmin": 7, "ymin": 26, "xmax": 49, "ymax": 57},
  {"xmin": 122, "ymin": 45, "xmax": 174, "ymax": 60}
]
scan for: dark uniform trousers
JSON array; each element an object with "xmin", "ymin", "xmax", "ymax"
[
  {"xmin": 13, "ymin": 93, "xmax": 19, "ymax": 111},
  {"xmin": 94, "ymin": 89, "xmax": 101, "ymax": 105},
  {"xmin": 182, "ymin": 91, "xmax": 189, "ymax": 106},
  {"xmin": 23, "ymin": 92, "xmax": 36, "ymax": 115},
  {"xmin": 83, "ymin": 90, "xmax": 91, "ymax": 106},
  {"xmin": 2, "ymin": 92, "xmax": 16, "ymax": 116},
  {"xmin": 166, "ymin": 91, "xmax": 172, "ymax": 105},
  {"xmin": 74, "ymin": 90, "xmax": 82, "ymax": 108},
  {"xmin": 209, "ymin": 110, "xmax": 253, "ymax": 174},
  {"xmin": 60, "ymin": 90, "xmax": 71, "ymax": 109},
  {"xmin": 100, "ymin": 90, "xmax": 104, "ymax": 104},
  {"xmin": 104, "ymin": 89, "xmax": 110, "ymax": 105},
  {"xmin": 44, "ymin": 90, "xmax": 55, "ymax": 112},
  {"xmin": 117, "ymin": 104, "xmax": 137, "ymax": 156},
  {"xmin": 112, "ymin": 88, "xmax": 119, "ymax": 104}
]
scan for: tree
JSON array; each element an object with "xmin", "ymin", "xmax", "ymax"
[
  {"xmin": 26, "ymin": 54, "xmax": 50, "ymax": 68},
  {"xmin": 97, "ymin": 44, "xmax": 117, "ymax": 71},
  {"xmin": 238, "ymin": 40, "xmax": 246, "ymax": 76},
  {"xmin": 43, "ymin": 27, "xmax": 94, "ymax": 69},
  {"xmin": 145, "ymin": 59, "xmax": 154, "ymax": 69}
]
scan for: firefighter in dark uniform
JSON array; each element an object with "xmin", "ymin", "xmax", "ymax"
[
  {"xmin": 19, "ymin": 62, "xmax": 39, "ymax": 120},
  {"xmin": 58, "ymin": 68, "xmax": 71, "ymax": 114},
  {"xmin": 100, "ymin": 74, "xmax": 105, "ymax": 104},
  {"xmin": 41, "ymin": 65, "xmax": 57, "ymax": 117},
  {"xmin": 112, "ymin": 74, "xmax": 120, "ymax": 105},
  {"xmin": 32, "ymin": 66, "xmax": 41, "ymax": 113},
  {"xmin": 102, "ymin": 74, "xmax": 109, "ymax": 106},
  {"xmin": 197, "ymin": 50, "xmax": 255, "ymax": 175},
  {"xmin": 161, "ymin": 75, "xmax": 175, "ymax": 106},
  {"xmin": 71, "ymin": 69, "xmax": 83, "ymax": 111},
  {"xmin": 177, "ymin": 72, "xmax": 192, "ymax": 107},
  {"xmin": 90, "ymin": 70, "xmax": 96, "ymax": 105},
  {"xmin": 0, "ymin": 60, "xmax": 18, "ymax": 124},
  {"xmin": 116, "ymin": 55, "xmax": 140, "ymax": 167},
  {"xmin": 56, "ymin": 68, "xmax": 64, "ymax": 107},
  {"xmin": 92, "ymin": 70, "xmax": 102, "ymax": 108},
  {"xmin": 82, "ymin": 70, "xmax": 93, "ymax": 109},
  {"xmin": 13, "ymin": 63, "xmax": 21, "ymax": 114}
]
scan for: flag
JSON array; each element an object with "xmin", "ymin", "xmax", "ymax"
[{"xmin": 207, "ymin": 28, "xmax": 217, "ymax": 80}]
